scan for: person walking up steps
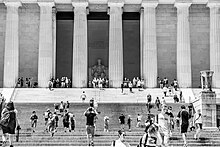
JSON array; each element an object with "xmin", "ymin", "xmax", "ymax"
[
  {"xmin": 177, "ymin": 105, "xmax": 189, "ymax": 147},
  {"xmin": 111, "ymin": 130, "xmax": 130, "ymax": 147},
  {"xmin": 194, "ymin": 109, "xmax": 203, "ymax": 140},
  {"xmin": 84, "ymin": 107, "xmax": 98, "ymax": 146}
]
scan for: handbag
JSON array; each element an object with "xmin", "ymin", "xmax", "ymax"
[{"xmin": 0, "ymin": 111, "xmax": 10, "ymax": 127}]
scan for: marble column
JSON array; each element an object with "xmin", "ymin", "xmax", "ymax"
[
  {"xmin": 108, "ymin": 2, "xmax": 124, "ymax": 87},
  {"xmin": 140, "ymin": 8, "xmax": 144, "ymax": 78},
  {"xmin": 141, "ymin": 2, "xmax": 158, "ymax": 88},
  {"xmin": 72, "ymin": 2, "xmax": 88, "ymax": 88},
  {"xmin": 52, "ymin": 7, "xmax": 56, "ymax": 79},
  {"xmin": 38, "ymin": 2, "xmax": 54, "ymax": 87},
  {"xmin": 207, "ymin": 3, "xmax": 220, "ymax": 88},
  {"xmin": 175, "ymin": 2, "xmax": 192, "ymax": 88},
  {"xmin": 3, "ymin": 2, "xmax": 21, "ymax": 87}
]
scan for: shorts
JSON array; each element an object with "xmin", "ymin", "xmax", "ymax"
[
  {"xmin": 31, "ymin": 121, "xmax": 37, "ymax": 127},
  {"xmin": 181, "ymin": 123, "xmax": 189, "ymax": 133},
  {"xmin": 196, "ymin": 123, "xmax": 202, "ymax": 129},
  {"xmin": 86, "ymin": 125, "xmax": 95, "ymax": 136}
]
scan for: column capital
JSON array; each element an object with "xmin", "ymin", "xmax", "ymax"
[
  {"xmin": 72, "ymin": 1, "xmax": 88, "ymax": 8},
  {"xmin": 37, "ymin": 1, "xmax": 54, "ymax": 8},
  {"xmin": 108, "ymin": 0, "xmax": 124, "ymax": 8},
  {"xmin": 4, "ymin": 1, "xmax": 21, "ymax": 8},
  {"xmin": 174, "ymin": 2, "xmax": 192, "ymax": 9},
  {"xmin": 141, "ymin": 0, "xmax": 158, "ymax": 8},
  {"xmin": 207, "ymin": 2, "xmax": 220, "ymax": 8}
]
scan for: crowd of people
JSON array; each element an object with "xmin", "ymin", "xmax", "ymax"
[
  {"xmin": 89, "ymin": 77, "xmax": 109, "ymax": 88},
  {"xmin": 17, "ymin": 77, "xmax": 37, "ymax": 88},
  {"xmin": 48, "ymin": 77, "xmax": 72, "ymax": 90},
  {"xmin": 0, "ymin": 91, "xmax": 204, "ymax": 147}
]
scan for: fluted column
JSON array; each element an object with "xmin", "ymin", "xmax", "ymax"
[
  {"xmin": 141, "ymin": 2, "xmax": 158, "ymax": 88},
  {"xmin": 175, "ymin": 2, "xmax": 192, "ymax": 88},
  {"xmin": 38, "ymin": 2, "xmax": 54, "ymax": 87},
  {"xmin": 108, "ymin": 1, "xmax": 124, "ymax": 88},
  {"xmin": 207, "ymin": 2, "xmax": 220, "ymax": 88},
  {"xmin": 72, "ymin": 2, "xmax": 88, "ymax": 88},
  {"xmin": 140, "ymin": 8, "xmax": 144, "ymax": 78},
  {"xmin": 52, "ymin": 7, "xmax": 56, "ymax": 78},
  {"xmin": 3, "ymin": 2, "xmax": 21, "ymax": 87}
]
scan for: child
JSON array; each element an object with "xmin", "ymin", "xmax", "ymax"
[
  {"xmin": 30, "ymin": 111, "xmax": 38, "ymax": 132},
  {"xmin": 127, "ymin": 115, "xmax": 132, "ymax": 132},
  {"xmin": 104, "ymin": 116, "xmax": 109, "ymax": 132}
]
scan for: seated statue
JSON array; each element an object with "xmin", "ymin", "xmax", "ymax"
[{"xmin": 91, "ymin": 59, "xmax": 107, "ymax": 79}]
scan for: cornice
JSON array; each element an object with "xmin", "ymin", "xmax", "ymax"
[{"xmin": 0, "ymin": 0, "xmax": 211, "ymax": 4}]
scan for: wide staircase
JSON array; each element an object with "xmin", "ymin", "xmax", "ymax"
[
  {"xmin": 0, "ymin": 88, "xmax": 219, "ymax": 146},
  {"xmin": 6, "ymin": 102, "xmax": 220, "ymax": 147}
]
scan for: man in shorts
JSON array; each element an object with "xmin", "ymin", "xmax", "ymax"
[
  {"xmin": 177, "ymin": 105, "xmax": 189, "ymax": 147},
  {"xmin": 84, "ymin": 107, "xmax": 98, "ymax": 146},
  {"xmin": 119, "ymin": 114, "xmax": 125, "ymax": 131}
]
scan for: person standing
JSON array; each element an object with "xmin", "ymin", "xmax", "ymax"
[
  {"xmin": 111, "ymin": 130, "xmax": 130, "ymax": 147},
  {"xmin": 177, "ymin": 105, "xmax": 189, "ymax": 147},
  {"xmin": 156, "ymin": 105, "xmax": 170, "ymax": 147},
  {"xmin": 84, "ymin": 107, "xmax": 98, "ymax": 146},
  {"xmin": 0, "ymin": 102, "xmax": 20, "ymax": 147},
  {"xmin": 119, "ymin": 114, "xmax": 125, "ymax": 131},
  {"xmin": 127, "ymin": 115, "xmax": 132, "ymax": 132},
  {"xmin": 30, "ymin": 111, "xmax": 38, "ymax": 133},
  {"xmin": 47, "ymin": 112, "xmax": 56, "ymax": 137},
  {"xmin": 63, "ymin": 110, "xmax": 69, "ymax": 132},
  {"xmin": 136, "ymin": 114, "xmax": 142, "ymax": 128},
  {"xmin": 104, "ymin": 116, "xmax": 109, "ymax": 132},
  {"xmin": 194, "ymin": 109, "xmax": 203, "ymax": 140},
  {"xmin": 155, "ymin": 97, "xmax": 161, "ymax": 111}
]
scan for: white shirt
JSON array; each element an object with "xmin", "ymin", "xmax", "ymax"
[
  {"xmin": 194, "ymin": 113, "xmax": 202, "ymax": 124},
  {"xmin": 158, "ymin": 113, "xmax": 169, "ymax": 134},
  {"xmin": 111, "ymin": 139, "xmax": 130, "ymax": 147}
]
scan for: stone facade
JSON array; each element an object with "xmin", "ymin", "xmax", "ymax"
[{"xmin": 0, "ymin": 0, "xmax": 216, "ymax": 88}]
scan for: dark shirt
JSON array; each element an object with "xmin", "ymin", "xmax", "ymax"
[
  {"xmin": 166, "ymin": 112, "xmax": 174, "ymax": 118},
  {"xmin": 119, "ymin": 115, "xmax": 125, "ymax": 124},
  {"xmin": 30, "ymin": 114, "xmax": 38, "ymax": 121},
  {"xmin": 127, "ymin": 118, "xmax": 131, "ymax": 125},
  {"xmin": 85, "ymin": 112, "xmax": 96, "ymax": 126},
  {"xmin": 177, "ymin": 110, "xmax": 189, "ymax": 125}
]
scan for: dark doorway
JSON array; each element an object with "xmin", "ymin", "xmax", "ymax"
[
  {"xmin": 88, "ymin": 12, "xmax": 109, "ymax": 81},
  {"xmin": 123, "ymin": 12, "xmax": 140, "ymax": 81},
  {"xmin": 56, "ymin": 12, "xmax": 74, "ymax": 79}
]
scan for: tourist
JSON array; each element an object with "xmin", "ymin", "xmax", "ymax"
[
  {"xmin": 119, "ymin": 114, "xmax": 125, "ymax": 131},
  {"xmin": 177, "ymin": 105, "xmax": 189, "ymax": 147},
  {"xmin": 104, "ymin": 116, "xmax": 109, "ymax": 132},
  {"xmin": 66, "ymin": 101, "xmax": 70, "ymax": 112},
  {"xmin": 136, "ymin": 114, "xmax": 142, "ymax": 128},
  {"xmin": 69, "ymin": 113, "xmax": 75, "ymax": 132},
  {"xmin": 161, "ymin": 97, "xmax": 166, "ymax": 108},
  {"xmin": 84, "ymin": 107, "xmax": 98, "ymax": 146},
  {"xmin": 155, "ymin": 97, "xmax": 161, "ymax": 111},
  {"xmin": 139, "ymin": 123, "xmax": 163, "ymax": 147},
  {"xmin": 166, "ymin": 106, "xmax": 174, "ymax": 137},
  {"xmin": 53, "ymin": 112, "xmax": 59, "ymax": 132},
  {"xmin": 156, "ymin": 105, "xmax": 170, "ymax": 147},
  {"xmin": 194, "ymin": 109, "xmax": 203, "ymax": 140},
  {"xmin": 146, "ymin": 94, "xmax": 152, "ymax": 113},
  {"xmin": 173, "ymin": 79, "xmax": 178, "ymax": 91},
  {"xmin": 121, "ymin": 83, "xmax": 124, "ymax": 93},
  {"xmin": 163, "ymin": 86, "xmax": 168, "ymax": 97},
  {"xmin": 132, "ymin": 77, "xmax": 137, "ymax": 87},
  {"xmin": 54, "ymin": 103, "xmax": 59, "ymax": 113},
  {"xmin": 63, "ymin": 110, "xmax": 69, "ymax": 132},
  {"xmin": 127, "ymin": 115, "xmax": 132, "ymax": 132},
  {"xmin": 30, "ymin": 111, "xmax": 38, "ymax": 133},
  {"xmin": 48, "ymin": 80, "xmax": 53, "ymax": 91},
  {"xmin": 111, "ymin": 130, "xmax": 130, "ymax": 147},
  {"xmin": 188, "ymin": 103, "xmax": 195, "ymax": 131},
  {"xmin": 159, "ymin": 78, "xmax": 164, "ymax": 89},
  {"xmin": 128, "ymin": 81, "xmax": 133, "ymax": 93},
  {"xmin": 163, "ymin": 77, "xmax": 168, "ymax": 87},
  {"xmin": 0, "ymin": 102, "xmax": 20, "ymax": 147},
  {"xmin": 47, "ymin": 112, "xmax": 56, "ymax": 137},
  {"xmin": 59, "ymin": 101, "xmax": 65, "ymax": 117},
  {"xmin": 80, "ymin": 91, "xmax": 87, "ymax": 103},
  {"xmin": 44, "ymin": 109, "xmax": 51, "ymax": 131}
]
